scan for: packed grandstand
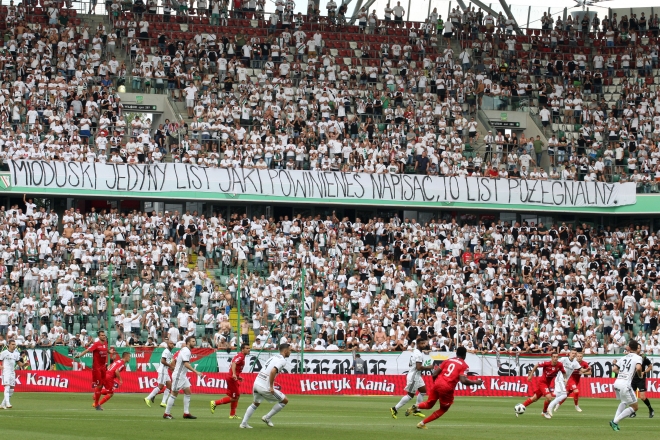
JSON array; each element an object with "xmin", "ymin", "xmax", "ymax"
[{"xmin": 0, "ymin": 0, "xmax": 660, "ymax": 363}]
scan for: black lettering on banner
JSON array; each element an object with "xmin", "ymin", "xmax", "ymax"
[
  {"xmin": 339, "ymin": 172, "xmax": 350, "ymax": 198},
  {"xmin": 323, "ymin": 171, "xmax": 335, "ymax": 198},
  {"xmin": 241, "ymin": 168, "xmax": 260, "ymax": 193},
  {"xmin": 55, "ymin": 161, "xmax": 67, "ymax": 188},
  {"xmin": 449, "ymin": 176, "xmax": 459, "ymax": 200},
  {"xmin": 552, "ymin": 181, "xmax": 564, "ymax": 205},
  {"xmin": 116, "ymin": 164, "xmax": 127, "ymax": 191},
  {"xmin": 564, "ymin": 181, "xmax": 575, "ymax": 205},
  {"xmin": 605, "ymin": 183, "xmax": 615, "ymax": 204},
  {"xmin": 540, "ymin": 180, "xmax": 549, "ymax": 204},
  {"xmin": 421, "ymin": 176, "xmax": 434, "ymax": 201},
  {"xmin": 230, "ymin": 168, "xmax": 245, "ymax": 192},
  {"xmin": 11, "ymin": 161, "xmax": 29, "ymax": 186},
  {"xmin": 200, "ymin": 165, "xmax": 210, "ymax": 190},
  {"xmin": 30, "ymin": 161, "xmax": 44, "ymax": 186},
  {"xmin": 66, "ymin": 162, "xmax": 80, "ymax": 187},
  {"xmin": 371, "ymin": 174, "xmax": 384, "ymax": 199},
  {"xmin": 127, "ymin": 165, "xmax": 140, "ymax": 191},
  {"xmin": 173, "ymin": 164, "xmax": 186, "ymax": 189},
  {"xmin": 390, "ymin": 174, "xmax": 401, "ymax": 200},
  {"xmin": 508, "ymin": 178, "xmax": 520, "ymax": 203},
  {"xmin": 218, "ymin": 167, "xmax": 233, "ymax": 192},
  {"xmin": 189, "ymin": 166, "xmax": 203, "ymax": 190},
  {"xmin": 81, "ymin": 163, "xmax": 95, "ymax": 189},
  {"xmin": 43, "ymin": 161, "xmax": 55, "ymax": 187},
  {"xmin": 279, "ymin": 170, "xmax": 293, "ymax": 196},
  {"xmin": 412, "ymin": 176, "xmax": 426, "ymax": 201},
  {"xmin": 266, "ymin": 169, "xmax": 278, "ymax": 195},
  {"xmin": 381, "ymin": 173, "xmax": 393, "ymax": 199},
  {"xmin": 140, "ymin": 166, "xmax": 151, "ymax": 191},
  {"xmin": 575, "ymin": 181, "xmax": 586, "ymax": 205},
  {"xmin": 106, "ymin": 163, "xmax": 117, "ymax": 189},
  {"xmin": 441, "ymin": 176, "xmax": 447, "ymax": 201},
  {"xmin": 184, "ymin": 165, "xmax": 192, "ymax": 188},
  {"xmin": 479, "ymin": 178, "xmax": 492, "ymax": 201},
  {"xmin": 353, "ymin": 173, "xmax": 365, "ymax": 198},
  {"xmin": 254, "ymin": 167, "xmax": 263, "ymax": 194},
  {"xmin": 293, "ymin": 172, "xmax": 307, "ymax": 198},
  {"xmin": 464, "ymin": 177, "xmax": 475, "ymax": 201},
  {"xmin": 402, "ymin": 174, "xmax": 414, "ymax": 200},
  {"xmin": 307, "ymin": 171, "xmax": 324, "ymax": 198},
  {"xmin": 527, "ymin": 179, "xmax": 539, "ymax": 203}
]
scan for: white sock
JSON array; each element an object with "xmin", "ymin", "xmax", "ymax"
[
  {"xmin": 394, "ymin": 394, "xmax": 412, "ymax": 411},
  {"xmin": 165, "ymin": 394, "xmax": 176, "ymax": 414},
  {"xmin": 614, "ymin": 407, "xmax": 635, "ymax": 423},
  {"xmin": 6, "ymin": 389, "xmax": 12, "ymax": 405},
  {"xmin": 147, "ymin": 387, "xmax": 160, "ymax": 401},
  {"xmin": 265, "ymin": 402, "xmax": 286, "ymax": 419},
  {"xmin": 615, "ymin": 402, "xmax": 627, "ymax": 419},
  {"xmin": 548, "ymin": 394, "xmax": 566, "ymax": 412},
  {"xmin": 416, "ymin": 393, "xmax": 426, "ymax": 405},
  {"xmin": 161, "ymin": 389, "xmax": 170, "ymax": 404},
  {"xmin": 2, "ymin": 389, "xmax": 7, "ymax": 406},
  {"xmin": 183, "ymin": 394, "xmax": 191, "ymax": 414},
  {"xmin": 242, "ymin": 403, "xmax": 258, "ymax": 425}
]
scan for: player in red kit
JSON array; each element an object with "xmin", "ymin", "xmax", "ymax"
[
  {"xmin": 558, "ymin": 351, "xmax": 591, "ymax": 412},
  {"xmin": 210, "ymin": 343, "xmax": 250, "ymax": 419},
  {"xmin": 95, "ymin": 352, "xmax": 131, "ymax": 410},
  {"xmin": 517, "ymin": 352, "xmax": 565, "ymax": 418},
  {"xmin": 405, "ymin": 346, "xmax": 483, "ymax": 429},
  {"xmin": 76, "ymin": 330, "xmax": 108, "ymax": 408}
]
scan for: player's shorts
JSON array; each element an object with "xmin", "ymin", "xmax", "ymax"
[
  {"xmin": 429, "ymin": 382, "xmax": 455, "ymax": 406},
  {"xmin": 92, "ymin": 367, "xmax": 107, "ymax": 388},
  {"xmin": 566, "ymin": 378, "xmax": 579, "ymax": 392},
  {"xmin": 631, "ymin": 378, "xmax": 647, "ymax": 393},
  {"xmin": 2, "ymin": 373, "xmax": 16, "ymax": 387},
  {"xmin": 615, "ymin": 385, "xmax": 637, "ymax": 405},
  {"xmin": 252, "ymin": 383, "xmax": 286, "ymax": 404},
  {"xmin": 157, "ymin": 370, "xmax": 171, "ymax": 386},
  {"xmin": 533, "ymin": 380, "xmax": 552, "ymax": 398},
  {"xmin": 226, "ymin": 378, "xmax": 241, "ymax": 398},
  {"xmin": 404, "ymin": 376, "xmax": 425, "ymax": 394},
  {"xmin": 171, "ymin": 374, "xmax": 191, "ymax": 392},
  {"xmin": 103, "ymin": 376, "xmax": 117, "ymax": 392}
]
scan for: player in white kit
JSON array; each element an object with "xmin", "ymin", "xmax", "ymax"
[
  {"xmin": 163, "ymin": 336, "xmax": 203, "ymax": 420},
  {"xmin": 610, "ymin": 339, "xmax": 644, "ymax": 431},
  {"xmin": 240, "ymin": 343, "xmax": 291, "ymax": 429},
  {"xmin": 546, "ymin": 348, "xmax": 585, "ymax": 417},
  {"xmin": 390, "ymin": 339, "xmax": 433, "ymax": 418},
  {"xmin": 145, "ymin": 339, "xmax": 175, "ymax": 408},
  {"xmin": 0, "ymin": 340, "xmax": 26, "ymax": 409}
]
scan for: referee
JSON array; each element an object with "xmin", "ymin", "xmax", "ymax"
[{"xmin": 630, "ymin": 353, "xmax": 655, "ymax": 418}]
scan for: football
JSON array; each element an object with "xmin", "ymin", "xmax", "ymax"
[{"xmin": 515, "ymin": 404, "xmax": 526, "ymax": 415}]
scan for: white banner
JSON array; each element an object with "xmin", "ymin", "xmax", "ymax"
[
  {"xmin": 8, "ymin": 160, "xmax": 636, "ymax": 207},
  {"xmin": 217, "ymin": 351, "xmax": 660, "ymax": 377}
]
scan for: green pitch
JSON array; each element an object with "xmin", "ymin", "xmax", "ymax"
[{"xmin": 0, "ymin": 393, "xmax": 656, "ymax": 440}]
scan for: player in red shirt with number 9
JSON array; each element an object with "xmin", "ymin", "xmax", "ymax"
[
  {"xmin": 406, "ymin": 346, "xmax": 483, "ymax": 429},
  {"xmin": 210, "ymin": 343, "xmax": 251, "ymax": 418}
]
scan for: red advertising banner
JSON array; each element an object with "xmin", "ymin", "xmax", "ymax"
[{"xmin": 2, "ymin": 372, "xmax": 660, "ymax": 398}]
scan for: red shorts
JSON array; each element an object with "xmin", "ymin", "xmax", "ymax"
[
  {"xmin": 566, "ymin": 378, "xmax": 579, "ymax": 392},
  {"xmin": 103, "ymin": 376, "xmax": 116, "ymax": 392},
  {"xmin": 533, "ymin": 380, "xmax": 552, "ymax": 398},
  {"xmin": 92, "ymin": 367, "xmax": 107, "ymax": 388},
  {"xmin": 428, "ymin": 382, "xmax": 455, "ymax": 406},
  {"xmin": 226, "ymin": 378, "xmax": 241, "ymax": 398}
]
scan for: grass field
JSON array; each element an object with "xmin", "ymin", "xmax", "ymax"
[{"xmin": 0, "ymin": 393, "xmax": 656, "ymax": 440}]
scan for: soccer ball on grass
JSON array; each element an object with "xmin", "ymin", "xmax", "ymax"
[{"xmin": 515, "ymin": 404, "xmax": 526, "ymax": 415}]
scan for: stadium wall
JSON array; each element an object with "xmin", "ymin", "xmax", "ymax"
[{"xmin": 1, "ymin": 371, "xmax": 659, "ymax": 399}]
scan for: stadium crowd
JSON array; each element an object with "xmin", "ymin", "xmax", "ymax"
[
  {"xmin": 1, "ymin": 2, "xmax": 660, "ymax": 357},
  {"xmin": 2, "ymin": 2, "xmax": 660, "ymax": 190},
  {"xmin": 0, "ymin": 200, "xmax": 659, "ymax": 357}
]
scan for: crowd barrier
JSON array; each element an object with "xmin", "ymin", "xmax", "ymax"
[{"xmin": 3, "ymin": 371, "xmax": 660, "ymax": 398}]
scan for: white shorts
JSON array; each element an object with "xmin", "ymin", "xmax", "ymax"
[
  {"xmin": 253, "ymin": 383, "xmax": 286, "ymax": 404},
  {"xmin": 2, "ymin": 374, "xmax": 16, "ymax": 387},
  {"xmin": 157, "ymin": 370, "xmax": 171, "ymax": 386},
  {"xmin": 615, "ymin": 385, "xmax": 637, "ymax": 405},
  {"xmin": 186, "ymin": 99, "xmax": 195, "ymax": 108},
  {"xmin": 171, "ymin": 374, "xmax": 191, "ymax": 392},
  {"xmin": 404, "ymin": 376, "xmax": 425, "ymax": 394},
  {"xmin": 554, "ymin": 378, "xmax": 567, "ymax": 395}
]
